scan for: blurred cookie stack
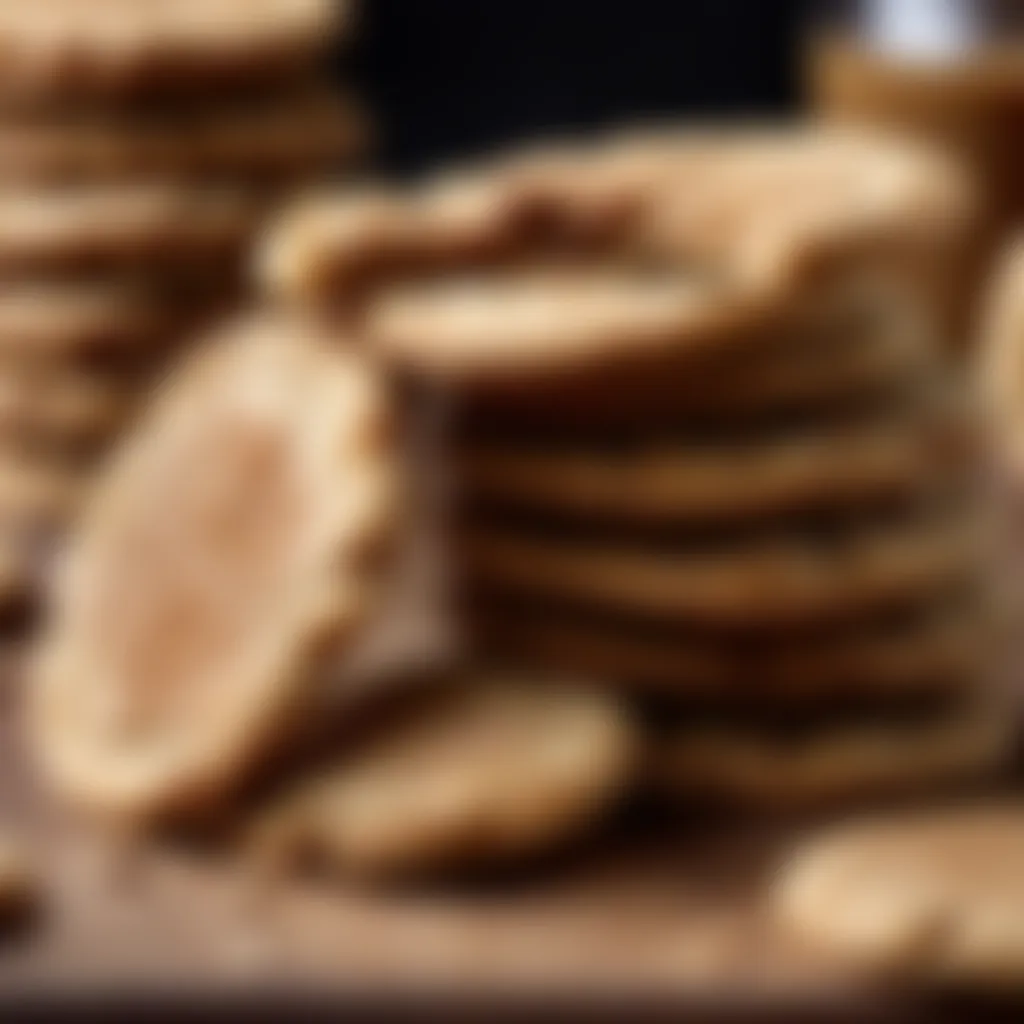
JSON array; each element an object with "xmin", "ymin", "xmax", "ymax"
[
  {"xmin": 264, "ymin": 128, "xmax": 1007, "ymax": 811},
  {"xmin": 266, "ymin": 128, "xmax": 1008, "ymax": 812},
  {"xmin": 0, "ymin": 0, "xmax": 363, "ymax": 611}
]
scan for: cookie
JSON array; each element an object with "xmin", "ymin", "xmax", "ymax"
[
  {"xmin": 264, "ymin": 131, "xmax": 966, "ymax": 376},
  {"xmin": 0, "ymin": 0, "xmax": 346, "ymax": 105},
  {"xmin": 30, "ymin": 312, "xmax": 397, "ymax": 821},
  {"xmin": 0, "ymin": 84, "xmax": 367, "ymax": 184},
  {"xmin": 0, "ymin": 188, "xmax": 260, "ymax": 278},
  {"xmin": 775, "ymin": 805, "xmax": 1024, "ymax": 985},
  {"xmin": 979, "ymin": 237, "xmax": 1024, "ymax": 477},
  {"xmin": 647, "ymin": 695, "xmax": 1009, "ymax": 808},
  {"xmin": 459, "ymin": 390, "xmax": 965, "ymax": 525},
  {"xmin": 0, "ymin": 285, "xmax": 220, "ymax": 363},
  {"xmin": 472, "ymin": 598, "xmax": 989, "ymax": 701},
  {"xmin": 0, "ymin": 365, "xmax": 134, "ymax": 447},
  {"xmin": 248, "ymin": 676, "xmax": 637, "ymax": 879},
  {"xmin": 0, "ymin": 449, "xmax": 88, "ymax": 530},
  {"xmin": 461, "ymin": 511, "xmax": 983, "ymax": 629}
]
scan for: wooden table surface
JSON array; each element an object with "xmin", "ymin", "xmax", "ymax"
[{"xmin": 1, "ymin": 663, "xmax": 1021, "ymax": 1021}]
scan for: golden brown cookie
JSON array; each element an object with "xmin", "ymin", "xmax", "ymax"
[
  {"xmin": 647, "ymin": 695, "xmax": 1009, "ymax": 809},
  {"xmin": 0, "ymin": 188, "xmax": 261, "ymax": 278},
  {"xmin": 0, "ymin": 85, "xmax": 367, "ymax": 184},
  {"xmin": 979, "ymin": 237, "xmax": 1024, "ymax": 477},
  {"xmin": 0, "ymin": 284, "xmax": 221, "ymax": 363},
  {"xmin": 0, "ymin": 365, "xmax": 135, "ymax": 447},
  {"xmin": 461, "ymin": 510, "xmax": 983, "ymax": 630},
  {"xmin": 0, "ymin": 0, "xmax": 347, "ymax": 105},
  {"xmin": 249, "ymin": 676, "xmax": 637, "ymax": 879},
  {"xmin": 473, "ymin": 598, "xmax": 988, "ymax": 701},
  {"xmin": 264, "ymin": 130, "xmax": 967, "ymax": 377},
  {"xmin": 776, "ymin": 804, "xmax": 1024, "ymax": 985},
  {"xmin": 30, "ymin": 312, "xmax": 397, "ymax": 821},
  {"xmin": 459, "ymin": 389, "xmax": 965, "ymax": 525}
]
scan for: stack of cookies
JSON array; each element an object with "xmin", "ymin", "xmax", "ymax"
[
  {"xmin": 263, "ymin": 127, "xmax": 1006, "ymax": 812},
  {"xmin": 0, "ymin": 0, "xmax": 362, "ymax": 611}
]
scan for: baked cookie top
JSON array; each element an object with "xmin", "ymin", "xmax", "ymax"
[
  {"xmin": 263, "ymin": 129, "xmax": 969, "ymax": 384},
  {"xmin": 30, "ymin": 312, "xmax": 396, "ymax": 821},
  {"xmin": 249, "ymin": 675, "xmax": 637, "ymax": 879},
  {"xmin": 0, "ymin": 0, "xmax": 346, "ymax": 104},
  {"xmin": 775, "ymin": 804, "xmax": 1024, "ymax": 984}
]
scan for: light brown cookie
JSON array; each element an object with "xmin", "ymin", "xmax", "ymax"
[
  {"xmin": 264, "ymin": 131, "xmax": 967, "ymax": 378},
  {"xmin": 30, "ymin": 312, "xmax": 397, "ymax": 822},
  {"xmin": 461, "ymin": 511, "xmax": 983, "ymax": 630},
  {"xmin": 0, "ymin": 448, "xmax": 88, "ymax": 530},
  {"xmin": 647, "ymin": 695, "xmax": 1009, "ymax": 809},
  {"xmin": 0, "ymin": 285, "xmax": 220, "ymax": 363},
  {"xmin": 0, "ymin": 84, "xmax": 367, "ymax": 184},
  {"xmin": 0, "ymin": 365, "xmax": 135, "ymax": 447},
  {"xmin": 473, "ymin": 599, "xmax": 988, "ymax": 701},
  {"xmin": 249, "ymin": 676, "xmax": 637, "ymax": 879},
  {"xmin": 459, "ymin": 390, "xmax": 964, "ymax": 525},
  {"xmin": 0, "ymin": 0, "xmax": 346, "ymax": 105},
  {"xmin": 979, "ymin": 237, "xmax": 1024, "ymax": 478},
  {"xmin": 0, "ymin": 188, "xmax": 261, "ymax": 277},
  {"xmin": 776, "ymin": 804, "xmax": 1024, "ymax": 985}
]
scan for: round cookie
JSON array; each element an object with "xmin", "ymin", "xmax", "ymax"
[
  {"xmin": 0, "ymin": 188, "xmax": 260, "ymax": 278},
  {"xmin": 0, "ymin": 85, "xmax": 366, "ymax": 185},
  {"xmin": 264, "ymin": 130, "xmax": 967, "ymax": 372},
  {"xmin": 775, "ymin": 805, "xmax": 1024, "ymax": 986},
  {"xmin": 0, "ymin": 365, "xmax": 135, "ymax": 447},
  {"xmin": 647, "ymin": 696, "xmax": 1010, "ymax": 809},
  {"xmin": 979, "ymin": 237, "xmax": 1024, "ymax": 479},
  {"xmin": 0, "ymin": 0, "xmax": 346, "ymax": 105},
  {"xmin": 461, "ymin": 511, "xmax": 983, "ymax": 630},
  {"xmin": 249, "ymin": 677, "xmax": 637, "ymax": 879},
  {"xmin": 30, "ymin": 313, "xmax": 397, "ymax": 822},
  {"xmin": 0, "ymin": 285, "xmax": 222, "ymax": 363},
  {"xmin": 473, "ymin": 599, "xmax": 989, "ymax": 701},
  {"xmin": 459, "ymin": 391, "xmax": 965, "ymax": 525},
  {"xmin": 0, "ymin": 84, "xmax": 366, "ymax": 187}
]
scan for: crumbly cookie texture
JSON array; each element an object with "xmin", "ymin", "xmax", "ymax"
[
  {"xmin": 0, "ymin": 0, "xmax": 345, "ymax": 103},
  {"xmin": 261, "ymin": 128, "xmax": 968, "ymax": 380},
  {"xmin": 461, "ymin": 512, "xmax": 982, "ymax": 629},
  {"xmin": 473, "ymin": 601, "xmax": 987, "ymax": 701},
  {"xmin": 249, "ymin": 677, "xmax": 637, "ymax": 879},
  {"xmin": 775, "ymin": 805, "xmax": 1024, "ymax": 985},
  {"xmin": 0, "ymin": 86, "xmax": 365, "ymax": 185},
  {"xmin": 648, "ymin": 696, "xmax": 1009, "ymax": 809},
  {"xmin": 30, "ymin": 313, "xmax": 396, "ymax": 822}
]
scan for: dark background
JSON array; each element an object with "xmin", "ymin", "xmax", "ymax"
[{"xmin": 351, "ymin": 0, "xmax": 808, "ymax": 175}]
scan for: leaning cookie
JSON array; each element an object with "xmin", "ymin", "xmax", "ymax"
[
  {"xmin": 646, "ymin": 695, "xmax": 1010, "ymax": 809},
  {"xmin": 248, "ymin": 676, "xmax": 637, "ymax": 880},
  {"xmin": 0, "ymin": 0, "xmax": 347, "ymax": 105},
  {"xmin": 461, "ymin": 511, "xmax": 983, "ymax": 629},
  {"xmin": 775, "ymin": 804, "xmax": 1024, "ymax": 987},
  {"xmin": 30, "ymin": 312, "xmax": 397, "ymax": 822}
]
